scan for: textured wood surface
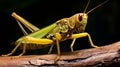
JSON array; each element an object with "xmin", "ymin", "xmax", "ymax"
[{"xmin": 0, "ymin": 41, "xmax": 120, "ymax": 67}]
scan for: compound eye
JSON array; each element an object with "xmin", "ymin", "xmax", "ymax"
[{"xmin": 78, "ymin": 14, "xmax": 82, "ymax": 21}]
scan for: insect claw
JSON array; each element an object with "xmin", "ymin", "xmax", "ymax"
[
  {"xmin": 70, "ymin": 48, "xmax": 74, "ymax": 52},
  {"xmin": 54, "ymin": 55, "xmax": 60, "ymax": 63},
  {"xmin": 18, "ymin": 53, "xmax": 24, "ymax": 56},
  {"xmin": 91, "ymin": 44, "xmax": 99, "ymax": 48}
]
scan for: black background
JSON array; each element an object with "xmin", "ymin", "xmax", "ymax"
[{"xmin": 0, "ymin": 0, "xmax": 119, "ymax": 55}]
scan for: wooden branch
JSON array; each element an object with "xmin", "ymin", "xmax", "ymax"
[{"xmin": 0, "ymin": 41, "xmax": 120, "ymax": 67}]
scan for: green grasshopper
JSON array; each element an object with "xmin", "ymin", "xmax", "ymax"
[{"xmin": 3, "ymin": 0, "xmax": 109, "ymax": 60}]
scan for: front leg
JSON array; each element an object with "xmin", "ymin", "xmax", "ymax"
[{"xmin": 69, "ymin": 32, "xmax": 98, "ymax": 52}]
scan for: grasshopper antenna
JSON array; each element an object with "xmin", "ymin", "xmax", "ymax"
[
  {"xmin": 83, "ymin": 0, "xmax": 90, "ymax": 13},
  {"xmin": 86, "ymin": 0, "xmax": 109, "ymax": 14}
]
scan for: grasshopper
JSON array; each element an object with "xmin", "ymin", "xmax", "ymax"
[{"xmin": 3, "ymin": 0, "xmax": 109, "ymax": 60}]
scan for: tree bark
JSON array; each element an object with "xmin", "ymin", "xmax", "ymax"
[{"xmin": 0, "ymin": 41, "xmax": 120, "ymax": 67}]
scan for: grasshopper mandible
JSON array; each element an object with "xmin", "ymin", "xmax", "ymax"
[{"xmin": 3, "ymin": 0, "xmax": 109, "ymax": 60}]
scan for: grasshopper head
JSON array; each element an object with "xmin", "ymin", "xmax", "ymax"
[
  {"xmin": 78, "ymin": 13, "xmax": 88, "ymax": 26},
  {"xmin": 68, "ymin": 13, "xmax": 88, "ymax": 29},
  {"xmin": 75, "ymin": 13, "xmax": 88, "ymax": 32}
]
